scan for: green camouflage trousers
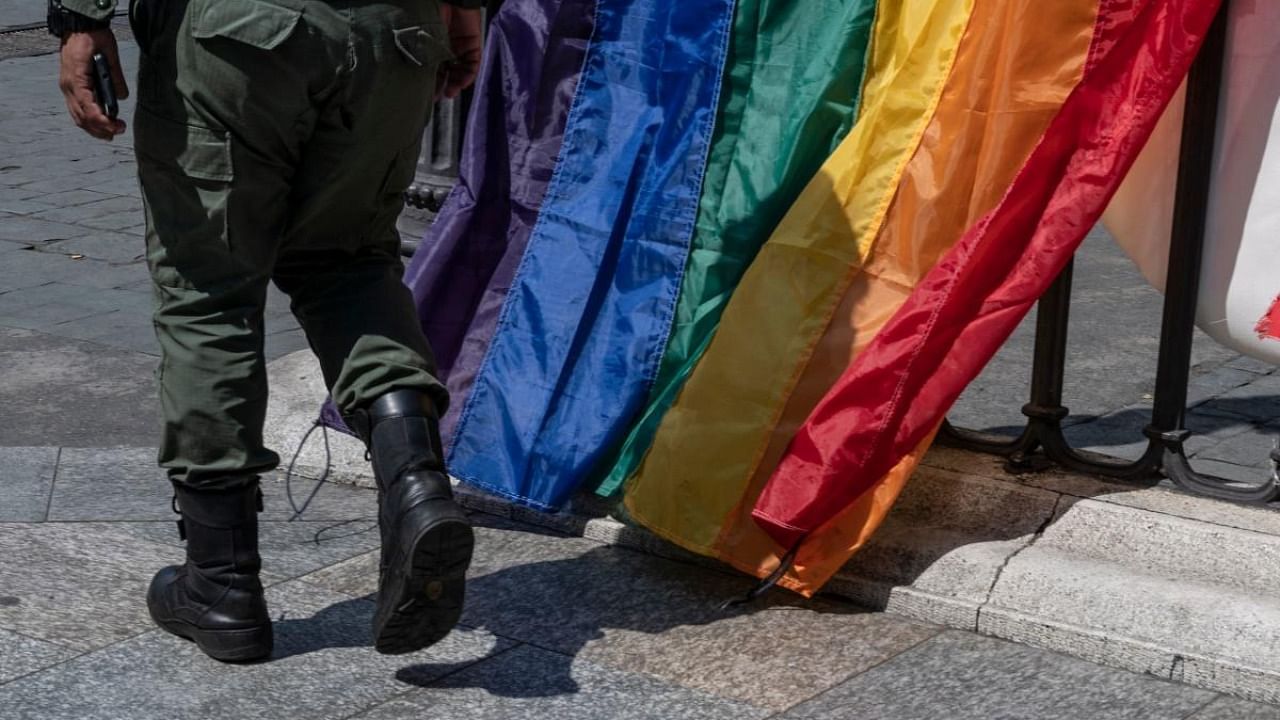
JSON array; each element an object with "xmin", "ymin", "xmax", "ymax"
[{"xmin": 131, "ymin": 0, "xmax": 452, "ymax": 489}]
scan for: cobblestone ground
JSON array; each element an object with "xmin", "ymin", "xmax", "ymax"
[{"xmin": 3, "ymin": 27, "xmax": 1280, "ymax": 720}]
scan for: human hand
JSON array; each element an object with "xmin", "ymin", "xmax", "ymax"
[
  {"xmin": 59, "ymin": 29, "xmax": 128, "ymax": 140},
  {"xmin": 437, "ymin": 4, "xmax": 481, "ymax": 99}
]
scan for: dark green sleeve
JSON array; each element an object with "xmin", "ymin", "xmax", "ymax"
[{"xmin": 59, "ymin": 0, "xmax": 114, "ymax": 22}]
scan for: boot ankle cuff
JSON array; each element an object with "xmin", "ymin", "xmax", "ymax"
[
  {"xmin": 175, "ymin": 483, "xmax": 262, "ymax": 528},
  {"xmin": 344, "ymin": 389, "xmax": 439, "ymax": 445}
]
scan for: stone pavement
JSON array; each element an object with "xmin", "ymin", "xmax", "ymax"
[
  {"xmin": 3, "ymin": 446, "xmax": 1279, "ymax": 720},
  {"xmin": 0, "ymin": 28, "xmax": 439, "ymax": 447},
  {"xmin": 0, "ymin": 34, "xmax": 308, "ymax": 447},
  {"xmin": 0, "ymin": 0, "xmax": 44, "ymax": 31},
  {"xmin": 4, "ymin": 24, "xmax": 1280, "ymax": 720}
]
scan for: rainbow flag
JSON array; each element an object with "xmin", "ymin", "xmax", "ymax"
[
  {"xmin": 591, "ymin": 0, "xmax": 881, "ymax": 497},
  {"xmin": 404, "ymin": 0, "xmax": 1221, "ymax": 595},
  {"xmin": 403, "ymin": 0, "xmax": 597, "ymax": 443}
]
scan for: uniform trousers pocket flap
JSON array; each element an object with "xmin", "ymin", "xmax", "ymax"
[
  {"xmin": 134, "ymin": 107, "xmax": 234, "ymax": 183},
  {"xmin": 191, "ymin": 0, "xmax": 301, "ymax": 50}
]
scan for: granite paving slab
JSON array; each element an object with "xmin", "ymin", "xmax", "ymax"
[
  {"xmin": 0, "ymin": 0, "xmax": 46, "ymax": 30},
  {"xmin": 45, "ymin": 447, "xmax": 172, "ymax": 521},
  {"xmin": 1181, "ymin": 457, "xmax": 1266, "ymax": 484},
  {"xmin": 1181, "ymin": 409, "xmax": 1265, "ymax": 458},
  {"xmin": 1186, "ymin": 364, "xmax": 1263, "ymax": 408},
  {"xmin": 251, "ymin": 520, "xmax": 382, "ymax": 580},
  {"xmin": 0, "ymin": 306, "xmax": 118, "ymax": 333},
  {"xmin": 0, "ymin": 327, "xmax": 159, "ymax": 447},
  {"xmin": 44, "ymin": 233, "xmax": 147, "ymax": 265},
  {"xmin": 0, "ymin": 246, "xmax": 121, "ymax": 289},
  {"xmin": 776, "ymin": 631, "xmax": 1215, "ymax": 720},
  {"xmin": 22, "ymin": 259, "xmax": 149, "ymax": 292},
  {"xmin": 359, "ymin": 644, "xmax": 769, "ymax": 720},
  {"xmin": 1190, "ymin": 696, "xmax": 1280, "ymax": 719},
  {"xmin": 294, "ymin": 546, "xmax": 380, "ymax": 597},
  {"xmin": 1197, "ymin": 373, "xmax": 1280, "ymax": 423},
  {"xmin": 66, "ymin": 211, "xmax": 143, "ymax": 233},
  {"xmin": 0, "ymin": 237, "xmax": 38, "ymax": 254},
  {"xmin": 1226, "ymin": 356, "xmax": 1279, "ymax": 375},
  {"xmin": 0, "ymin": 197, "xmax": 57, "ymax": 216},
  {"xmin": 45, "ymin": 308, "xmax": 158, "ymax": 356},
  {"xmin": 1194, "ymin": 421, "xmax": 1280, "ymax": 471},
  {"xmin": 0, "ymin": 581, "xmax": 511, "ymax": 720},
  {"xmin": 28, "ymin": 195, "xmax": 141, "ymax": 227},
  {"xmin": 569, "ymin": 589, "xmax": 940, "ymax": 712},
  {"xmin": 47, "ymin": 447, "xmax": 379, "ymax": 522},
  {"xmin": 0, "ymin": 446, "xmax": 57, "ymax": 521},
  {"xmin": 0, "ymin": 628, "xmax": 77, "ymax": 685},
  {"xmin": 297, "ymin": 516, "xmax": 616, "ymax": 601},
  {"xmin": 300, "ymin": 516, "xmax": 941, "ymax": 711},
  {"xmin": 0, "ymin": 521, "xmax": 181, "ymax": 651},
  {"xmin": 265, "ymin": 326, "xmax": 313, "ymax": 362},
  {"xmin": 257, "ymin": 473, "xmax": 379, "ymax": 522},
  {"xmin": 0, "ymin": 217, "xmax": 88, "ymax": 246}
]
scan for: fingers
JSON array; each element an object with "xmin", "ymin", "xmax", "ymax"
[
  {"xmin": 440, "ymin": 7, "xmax": 482, "ymax": 98},
  {"xmin": 75, "ymin": 85, "xmax": 123, "ymax": 140},
  {"xmin": 441, "ymin": 48, "xmax": 481, "ymax": 98},
  {"xmin": 434, "ymin": 51, "xmax": 480, "ymax": 99},
  {"xmin": 63, "ymin": 93, "xmax": 87, "ymax": 133},
  {"xmin": 58, "ymin": 30, "xmax": 127, "ymax": 141},
  {"xmin": 441, "ymin": 70, "xmax": 469, "ymax": 99}
]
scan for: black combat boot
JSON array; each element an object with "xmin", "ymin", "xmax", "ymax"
[
  {"xmin": 147, "ymin": 483, "xmax": 273, "ymax": 662},
  {"xmin": 348, "ymin": 389, "xmax": 474, "ymax": 655}
]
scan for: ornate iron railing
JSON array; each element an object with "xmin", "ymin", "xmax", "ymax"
[{"xmin": 941, "ymin": 0, "xmax": 1279, "ymax": 504}]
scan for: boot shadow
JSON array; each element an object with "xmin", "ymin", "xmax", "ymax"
[
  {"xmin": 389, "ymin": 515, "xmax": 865, "ymax": 698},
  {"xmin": 270, "ymin": 514, "xmax": 863, "ymax": 697},
  {"xmin": 270, "ymin": 596, "xmax": 379, "ymax": 660}
]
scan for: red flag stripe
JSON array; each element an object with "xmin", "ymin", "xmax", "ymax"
[
  {"xmin": 754, "ymin": 0, "xmax": 1225, "ymax": 548},
  {"xmin": 1258, "ymin": 295, "xmax": 1280, "ymax": 341}
]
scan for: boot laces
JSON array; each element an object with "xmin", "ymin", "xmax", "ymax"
[{"xmin": 283, "ymin": 417, "xmax": 333, "ymax": 522}]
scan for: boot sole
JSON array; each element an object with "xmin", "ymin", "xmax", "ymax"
[
  {"xmin": 148, "ymin": 608, "xmax": 273, "ymax": 663},
  {"xmin": 373, "ymin": 502, "xmax": 474, "ymax": 655}
]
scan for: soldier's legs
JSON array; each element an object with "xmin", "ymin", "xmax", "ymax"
[
  {"xmin": 138, "ymin": 0, "xmax": 449, "ymax": 481},
  {"xmin": 131, "ymin": 0, "xmax": 415, "ymax": 660},
  {"xmin": 271, "ymin": 1, "xmax": 470, "ymax": 656},
  {"xmin": 132, "ymin": 0, "xmax": 326, "ymax": 661},
  {"xmin": 135, "ymin": 0, "xmax": 339, "ymax": 489},
  {"xmin": 271, "ymin": 0, "xmax": 449, "ymax": 417},
  {"xmin": 134, "ymin": 0, "xmax": 468, "ymax": 659}
]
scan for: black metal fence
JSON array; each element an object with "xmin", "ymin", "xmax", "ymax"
[
  {"xmin": 406, "ymin": 93, "xmax": 465, "ymax": 213},
  {"xmin": 404, "ymin": 0, "xmax": 506, "ymax": 215},
  {"xmin": 942, "ymin": 0, "xmax": 1279, "ymax": 504}
]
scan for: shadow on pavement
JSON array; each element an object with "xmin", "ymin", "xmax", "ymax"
[{"xmin": 271, "ymin": 514, "xmax": 868, "ymax": 697}]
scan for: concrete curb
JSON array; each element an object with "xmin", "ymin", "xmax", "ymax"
[{"xmin": 265, "ymin": 350, "xmax": 1280, "ymax": 703}]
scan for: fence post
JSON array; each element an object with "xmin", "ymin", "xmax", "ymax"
[{"xmin": 943, "ymin": 0, "xmax": 1278, "ymax": 503}]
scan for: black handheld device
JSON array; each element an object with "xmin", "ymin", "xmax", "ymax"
[{"xmin": 90, "ymin": 51, "xmax": 118, "ymax": 120}]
